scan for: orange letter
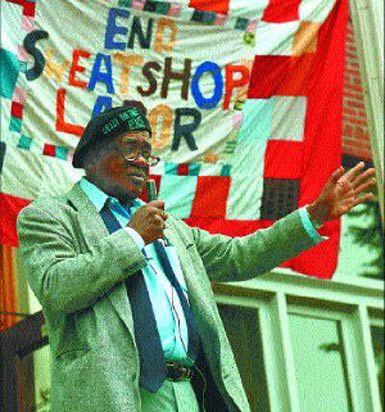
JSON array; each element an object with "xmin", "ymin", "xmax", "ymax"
[
  {"xmin": 154, "ymin": 18, "xmax": 178, "ymax": 53},
  {"xmin": 55, "ymin": 88, "xmax": 84, "ymax": 136},
  {"xmin": 223, "ymin": 65, "xmax": 250, "ymax": 110},
  {"xmin": 148, "ymin": 104, "xmax": 173, "ymax": 150},
  {"xmin": 69, "ymin": 49, "xmax": 91, "ymax": 89}
]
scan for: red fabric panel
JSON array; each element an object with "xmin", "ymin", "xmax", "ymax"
[
  {"xmin": 298, "ymin": 0, "xmax": 347, "ymax": 208},
  {"xmin": 6, "ymin": 0, "xmax": 35, "ymax": 16},
  {"xmin": 0, "ymin": 193, "xmax": 31, "ymax": 246},
  {"xmin": 178, "ymin": 164, "xmax": 189, "ymax": 176},
  {"xmin": 43, "ymin": 143, "xmax": 56, "ymax": 156},
  {"xmin": 249, "ymin": 56, "xmax": 289, "ymax": 98},
  {"xmin": 248, "ymin": 54, "xmax": 315, "ymax": 98},
  {"xmin": 262, "ymin": 0, "xmax": 302, "ymax": 23},
  {"xmin": 264, "ymin": 140, "xmax": 303, "ymax": 179},
  {"xmin": 190, "ymin": 176, "xmax": 230, "ymax": 219},
  {"xmin": 237, "ymin": 0, "xmax": 347, "ymax": 278},
  {"xmin": 11, "ymin": 102, "xmax": 23, "ymax": 119},
  {"xmin": 22, "ymin": 2, "xmax": 35, "ymax": 17},
  {"xmin": 189, "ymin": 0, "xmax": 230, "ymax": 14}
]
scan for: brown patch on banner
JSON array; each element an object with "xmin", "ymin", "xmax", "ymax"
[{"xmin": 292, "ymin": 21, "xmax": 321, "ymax": 56}]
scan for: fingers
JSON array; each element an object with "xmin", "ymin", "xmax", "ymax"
[
  {"xmin": 148, "ymin": 207, "xmax": 168, "ymax": 221},
  {"xmin": 352, "ymin": 168, "xmax": 376, "ymax": 188},
  {"xmin": 343, "ymin": 161, "xmax": 366, "ymax": 181},
  {"xmin": 148, "ymin": 204, "xmax": 168, "ymax": 221},
  {"xmin": 159, "ymin": 209, "xmax": 168, "ymax": 221},
  {"xmin": 353, "ymin": 177, "xmax": 376, "ymax": 196},
  {"xmin": 148, "ymin": 200, "xmax": 165, "ymax": 210},
  {"xmin": 154, "ymin": 214, "xmax": 167, "ymax": 228},
  {"xmin": 331, "ymin": 166, "xmax": 345, "ymax": 182},
  {"xmin": 352, "ymin": 192, "xmax": 374, "ymax": 207}
]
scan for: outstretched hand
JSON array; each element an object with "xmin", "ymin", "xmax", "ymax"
[{"xmin": 307, "ymin": 162, "xmax": 376, "ymax": 226}]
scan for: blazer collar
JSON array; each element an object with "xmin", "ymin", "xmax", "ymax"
[
  {"xmin": 66, "ymin": 181, "xmax": 98, "ymax": 213},
  {"xmin": 66, "ymin": 183, "xmax": 109, "ymax": 246}
]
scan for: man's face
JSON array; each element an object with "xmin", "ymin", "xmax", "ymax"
[{"xmin": 86, "ymin": 130, "xmax": 151, "ymax": 203}]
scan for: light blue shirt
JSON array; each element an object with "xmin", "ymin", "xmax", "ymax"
[
  {"xmin": 79, "ymin": 177, "xmax": 191, "ymax": 364},
  {"xmin": 298, "ymin": 207, "xmax": 324, "ymax": 243}
]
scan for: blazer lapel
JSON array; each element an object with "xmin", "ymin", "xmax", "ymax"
[
  {"xmin": 164, "ymin": 225, "xmax": 213, "ymax": 316},
  {"xmin": 165, "ymin": 223, "xmax": 222, "ymax": 356},
  {"xmin": 66, "ymin": 183, "xmax": 135, "ymax": 336}
]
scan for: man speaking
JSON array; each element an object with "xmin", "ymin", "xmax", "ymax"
[{"xmin": 17, "ymin": 106, "xmax": 376, "ymax": 412}]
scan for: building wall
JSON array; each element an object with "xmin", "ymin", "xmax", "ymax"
[
  {"xmin": 335, "ymin": 15, "xmax": 383, "ymax": 281},
  {"xmin": 342, "ymin": 18, "xmax": 373, "ymax": 165}
]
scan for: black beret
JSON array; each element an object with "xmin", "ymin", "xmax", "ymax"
[{"xmin": 72, "ymin": 106, "xmax": 152, "ymax": 168}]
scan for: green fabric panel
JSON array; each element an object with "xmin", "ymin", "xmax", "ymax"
[
  {"xmin": 17, "ymin": 135, "xmax": 32, "ymax": 150},
  {"xmin": 56, "ymin": 146, "xmax": 69, "ymax": 160},
  {"xmin": 10, "ymin": 116, "xmax": 22, "ymax": 132},
  {"xmin": 165, "ymin": 163, "xmax": 178, "ymax": 175},
  {"xmin": 0, "ymin": 49, "xmax": 19, "ymax": 99},
  {"xmin": 220, "ymin": 165, "xmax": 231, "ymax": 176},
  {"xmin": 158, "ymin": 175, "xmax": 197, "ymax": 218},
  {"xmin": 118, "ymin": 0, "xmax": 132, "ymax": 7},
  {"xmin": 188, "ymin": 163, "xmax": 201, "ymax": 176}
]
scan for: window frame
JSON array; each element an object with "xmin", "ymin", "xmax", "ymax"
[{"xmin": 213, "ymin": 268, "xmax": 384, "ymax": 412}]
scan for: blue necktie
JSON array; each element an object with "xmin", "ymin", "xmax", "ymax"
[
  {"xmin": 100, "ymin": 201, "xmax": 166, "ymax": 392},
  {"xmin": 99, "ymin": 200, "xmax": 200, "ymax": 392}
]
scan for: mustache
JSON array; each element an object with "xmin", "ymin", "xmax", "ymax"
[{"xmin": 127, "ymin": 171, "xmax": 147, "ymax": 178}]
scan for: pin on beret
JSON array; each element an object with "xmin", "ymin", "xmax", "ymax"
[{"xmin": 72, "ymin": 106, "xmax": 152, "ymax": 168}]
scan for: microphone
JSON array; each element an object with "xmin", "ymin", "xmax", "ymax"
[
  {"xmin": 146, "ymin": 179, "xmax": 171, "ymax": 246},
  {"xmin": 146, "ymin": 179, "xmax": 157, "ymax": 202}
]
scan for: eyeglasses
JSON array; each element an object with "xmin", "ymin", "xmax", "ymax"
[
  {"xmin": 114, "ymin": 146, "xmax": 160, "ymax": 167},
  {"xmin": 123, "ymin": 153, "xmax": 160, "ymax": 167}
]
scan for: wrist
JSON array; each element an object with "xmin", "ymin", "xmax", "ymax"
[{"xmin": 307, "ymin": 202, "xmax": 327, "ymax": 228}]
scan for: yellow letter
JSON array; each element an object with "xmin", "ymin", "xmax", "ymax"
[
  {"xmin": 113, "ymin": 53, "xmax": 144, "ymax": 95},
  {"xmin": 154, "ymin": 18, "xmax": 178, "ymax": 53},
  {"xmin": 44, "ymin": 49, "xmax": 69, "ymax": 83},
  {"xmin": 149, "ymin": 104, "xmax": 173, "ymax": 150}
]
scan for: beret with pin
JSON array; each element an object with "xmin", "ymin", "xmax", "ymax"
[{"xmin": 72, "ymin": 106, "xmax": 152, "ymax": 168}]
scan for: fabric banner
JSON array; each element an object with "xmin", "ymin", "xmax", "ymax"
[{"xmin": 0, "ymin": 0, "xmax": 348, "ymax": 278}]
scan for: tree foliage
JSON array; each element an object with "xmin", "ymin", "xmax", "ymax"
[{"xmin": 348, "ymin": 200, "xmax": 384, "ymax": 280}]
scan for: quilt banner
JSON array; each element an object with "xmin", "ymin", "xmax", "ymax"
[{"xmin": 0, "ymin": 0, "xmax": 348, "ymax": 278}]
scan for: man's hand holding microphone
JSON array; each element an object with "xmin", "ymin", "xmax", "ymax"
[{"xmin": 126, "ymin": 200, "xmax": 168, "ymax": 245}]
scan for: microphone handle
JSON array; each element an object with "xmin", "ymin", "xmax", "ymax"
[
  {"xmin": 146, "ymin": 179, "xmax": 157, "ymax": 202},
  {"xmin": 146, "ymin": 179, "xmax": 171, "ymax": 246}
]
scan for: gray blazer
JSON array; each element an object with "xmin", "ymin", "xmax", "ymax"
[{"xmin": 17, "ymin": 183, "xmax": 321, "ymax": 411}]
